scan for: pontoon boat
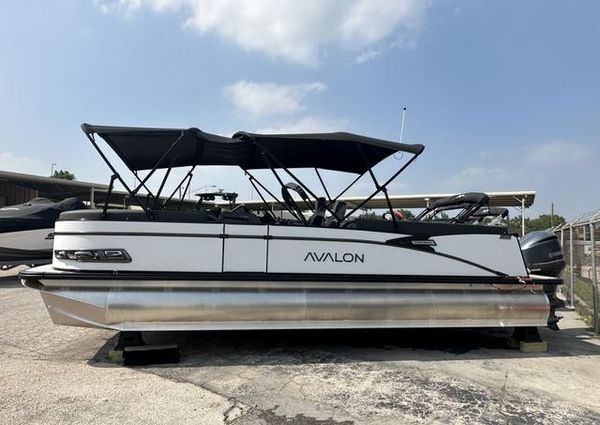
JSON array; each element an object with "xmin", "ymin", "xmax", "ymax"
[{"xmin": 20, "ymin": 124, "xmax": 562, "ymax": 331}]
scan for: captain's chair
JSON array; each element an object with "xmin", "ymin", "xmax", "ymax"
[
  {"xmin": 323, "ymin": 200, "xmax": 347, "ymax": 227},
  {"xmin": 307, "ymin": 197, "xmax": 327, "ymax": 226}
]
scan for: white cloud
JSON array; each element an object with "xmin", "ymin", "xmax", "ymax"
[
  {"xmin": 256, "ymin": 116, "xmax": 348, "ymax": 134},
  {"xmin": 441, "ymin": 140, "xmax": 594, "ymax": 198},
  {"xmin": 0, "ymin": 153, "xmax": 48, "ymax": 176},
  {"xmin": 524, "ymin": 140, "xmax": 588, "ymax": 165},
  {"xmin": 95, "ymin": 0, "xmax": 429, "ymax": 64},
  {"xmin": 225, "ymin": 81, "xmax": 326, "ymax": 119},
  {"xmin": 355, "ymin": 47, "xmax": 386, "ymax": 65},
  {"xmin": 354, "ymin": 37, "xmax": 412, "ymax": 64},
  {"xmin": 478, "ymin": 140, "xmax": 590, "ymax": 166},
  {"xmin": 445, "ymin": 166, "xmax": 514, "ymax": 191},
  {"xmin": 94, "ymin": 0, "xmax": 142, "ymax": 16}
]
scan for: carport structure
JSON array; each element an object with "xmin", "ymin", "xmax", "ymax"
[
  {"xmin": 0, "ymin": 170, "xmax": 196, "ymax": 209},
  {"xmin": 1, "ymin": 170, "xmax": 535, "ymax": 232}
]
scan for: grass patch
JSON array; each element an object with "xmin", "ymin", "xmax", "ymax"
[{"xmin": 562, "ymin": 270, "xmax": 599, "ymax": 327}]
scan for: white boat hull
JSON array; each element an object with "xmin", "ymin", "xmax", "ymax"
[
  {"xmin": 21, "ymin": 218, "xmax": 553, "ymax": 330},
  {"xmin": 49, "ymin": 221, "xmax": 528, "ymax": 276},
  {"xmin": 0, "ymin": 228, "xmax": 54, "ymax": 266}
]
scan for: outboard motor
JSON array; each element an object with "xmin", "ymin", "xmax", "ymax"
[
  {"xmin": 521, "ymin": 230, "xmax": 565, "ymax": 277},
  {"xmin": 521, "ymin": 230, "xmax": 566, "ymax": 330}
]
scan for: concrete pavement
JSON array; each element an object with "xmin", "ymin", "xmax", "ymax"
[{"xmin": 1, "ymin": 267, "xmax": 599, "ymax": 424}]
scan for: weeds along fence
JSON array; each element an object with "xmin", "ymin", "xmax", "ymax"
[{"xmin": 554, "ymin": 209, "xmax": 600, "ymax": 333}]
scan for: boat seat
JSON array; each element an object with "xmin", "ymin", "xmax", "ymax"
[
  {"xmin": 323, "ymin": 200, "xmax": 347, "ymax": 227},
  {"xmin": 59, "ymin": 209, "xmax": 220, "ymax": 223},
  {"xmin": 307, "ymin": 197, "xmax": 326, "ymax": 226},
  {"xmin": 218, "ymin": 210, "xmax": 262, "ymax": 224}
]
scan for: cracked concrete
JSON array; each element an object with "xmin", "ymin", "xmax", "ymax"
[{"xmin": 2, "ymin": 268, "xmax": 600, "ymax": 424}]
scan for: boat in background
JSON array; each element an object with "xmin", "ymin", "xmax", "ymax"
[
  {"xmin": 20, "ymin": 123, "xmax": 563, "ymax": 331},
  {"xmin": 0, "ymin": 197, "xmax": 86, "ymax": 268}
]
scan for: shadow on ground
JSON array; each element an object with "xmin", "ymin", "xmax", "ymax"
[
  {"xmin": 0, "ymin": 274, "xmax": 23, "ymax": 288},
  {"xmin": 90, "ymin": 311, "xmax": 600, "ymax": 368}
]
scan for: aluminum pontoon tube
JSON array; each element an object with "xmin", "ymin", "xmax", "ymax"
[{"xmin": 24, "ymin": 281, "xmax": 550, "ymax": 331}]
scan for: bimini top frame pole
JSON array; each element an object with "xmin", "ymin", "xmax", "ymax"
[
  {"xmin": 83, "ymin": 131, "xmax": 151, "ymax": 216},
  {"xmin": 341, "ymin": 148, "xmax": 423, "ymax": 224},
  {"xmin": 81, "ymin": 123, "xmax": 424, "ymax": 221}
]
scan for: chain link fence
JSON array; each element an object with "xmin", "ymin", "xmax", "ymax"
[{"xmin": 555, "ymin": 209, "xmax": 600, "ymax": 333}]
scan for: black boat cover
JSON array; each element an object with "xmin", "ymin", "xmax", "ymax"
[
  {"xmin": 82, "ymin": 123, "xmax": 424, "ymax": 174},
  {"xmin": 0, "ymin": 197, "xmax": 87, "ymax": 234}
]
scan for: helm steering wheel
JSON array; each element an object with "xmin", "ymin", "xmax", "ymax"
[{"xmin": 281, "ymin": 182, "xmax": 309, "ymax": 224}]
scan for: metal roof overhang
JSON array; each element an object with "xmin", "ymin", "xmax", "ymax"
[
  {"xmin": 0, "ymin": 170, "xmax": 109, "ymax": 195},
  {"xmin": 230, "ymin": 191, "xmax": 536, "ymax": 211},
  {"xmin": 1, "ymin": 171, "xmax": 535, "ymax": 211},
  {"xmin": 0, "ymin": 170, "xmax": 197, "ymax": 208},
  {"xmin": 338, "ymin": 191, "xmax": 536, "ymax": 210}
]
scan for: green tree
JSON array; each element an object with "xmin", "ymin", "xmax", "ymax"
[
  {"xmin": 508, "ymin": 214, "xmax": 566, "ymax": 235},
  {"xmin": 358, "ymin": 211, "xmax": 384, "ymax": 220},
  {"xmin": 52, "ymin": 169, "xmax": 76, "ymax": 180},
  {"xmin": 528, "ymin": 214, "xmax": 565, "ymax": 231}
]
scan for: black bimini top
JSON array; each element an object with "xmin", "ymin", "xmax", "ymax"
[{"xmin": 82, "ymin": 123, "xmax": 424, "ymax": 174}]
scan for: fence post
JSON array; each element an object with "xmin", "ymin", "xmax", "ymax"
[
  {"xmin": 561, "ymin": 228, "xmax": 564, "ymax": 253},
  {"xmin": 591, "ymin": 222, "xmax": 598, "ymax": 334},
  {"xmin": 569, "ymin": 225, "xmax": 574, "ymax": 308},
  {"xmin": 559, "ymin": 228, "xmax": 566, "ymax": 303}
]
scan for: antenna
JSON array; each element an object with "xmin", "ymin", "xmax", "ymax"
[
  {"xmin": 393, "ymin": 107, "xmax": 408, "ymax": 160},
  {"xmin": 399, "ymin": 107, "xmax": 407, "ymax": 143}
]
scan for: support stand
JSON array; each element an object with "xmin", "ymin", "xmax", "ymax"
[
  {"xmin": 510, "ymin": 327, "xmax": 548, "ymax": 353},
  {"xmin": 109, "ymin": 331, "xmax": 179, "ymax": 365},
  {"xmin": 115, "ymin": 331, "xmax": 146, "ymax": 350},
  {"xmin": 545, "ymin": 285, "xmax": 565, "ymax": 331}
]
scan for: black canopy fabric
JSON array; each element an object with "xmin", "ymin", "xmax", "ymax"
[{"xmin": 82, "ymin": 123, "xmax": 424, "ymax": 174}]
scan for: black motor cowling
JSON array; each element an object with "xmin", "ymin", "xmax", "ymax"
[
  {"xmin": 521, "ymin": 230, "xmax": 566, "ymax": 278},
  {"xmin": 521, "ymin": 230, "xmax": 566, "ymax": 330}
]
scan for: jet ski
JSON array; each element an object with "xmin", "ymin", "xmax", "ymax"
[{"xmin": 0, "ymin": 197, "xmax": 86, "ymax": 268}]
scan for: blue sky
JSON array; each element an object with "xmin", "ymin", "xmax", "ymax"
[{"xmin": 0, "ymin": 0, "xmax": 598, "ymax": 219}]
